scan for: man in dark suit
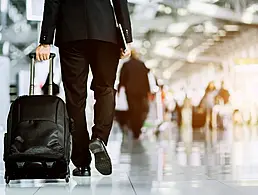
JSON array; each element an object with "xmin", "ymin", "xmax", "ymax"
[{"xmin": 35, "ymin": 0, "xmax": 132, "ymax": 176}]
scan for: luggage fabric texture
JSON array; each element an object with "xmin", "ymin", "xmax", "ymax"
[{"xmin": 3, "ymin": 53, "xmax": 71, "ymax": 184}]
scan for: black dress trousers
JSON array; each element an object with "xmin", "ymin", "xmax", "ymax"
[{"xmin": 59, "ymin": 40, "xmax": 120, "ymax": 167}]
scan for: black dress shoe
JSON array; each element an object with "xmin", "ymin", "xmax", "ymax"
[
  {"xmin": 89, "ymin": 138, "xmax": 112, "ymax": 175},
  {"xmin": 72, "ymin": 167, "xmax": 91, "ymax": 177}
]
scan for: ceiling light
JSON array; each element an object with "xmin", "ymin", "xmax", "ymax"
[
  {"xmin": 187, "ymin": 2, "xmax": 219, "ymax": 17},
  {"xmin": 168, "ymin": 37, "xmax": 181, "ymax": 47},
  {"xmin": 167, "ymin": 22, "xmax": 189, "ymax": 35},
  {"xmin": 213, "ymin": 34, "xmax": 220, "ymax": 41},
  {"xmin": 156, "ymin": 38, "xmax": 180, "ymax": 48},
  {"xmin": 158, "ymin": 4, "xmax": 166, "ymax": 11},
  {"xmin": 145, "ymin": 59, "xmax": 159, "ymax": 68},
  {"xmin": 163, "ymin": 70, "xmax": 172, "ymax": 80},
  {"xmin": 177, "ymin": 8, "xmax": 188, "ymax": 16},
  {"xmin": 154, "ymin": 46, "xmax": 175, "ymax": 58},
  {"xmin": 140, "ymin": 48, "xmax": 147, "ymax": 55},
  {"xmin": 164, "ymin": 7, "xmax": 172, "ymax": 14},
  {"xmin": 218, "ymin": 30, "xmax": 226, "ymax": 36},
  {"xmin": 187, "ymin": 48, "xmax": 200, "ymax": 63},
  {"xmin": 193, "ymin": 25, "xmax": 204, "ymax": 33},
  {"xmin": 143, "ymin": 41, "xmax": 151, "ymax": 48},
  {"xmin": 224, "ymin": 25, "xmax": 239, "ymax": 31},
  {"xmin": 204, "ymin": 21, "xmax": 218, "ymax": 33}
]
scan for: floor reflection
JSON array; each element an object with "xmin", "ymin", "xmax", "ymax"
[{"xmin": 1, "ymin": 122, "xmax": 258, "ymax": 194}]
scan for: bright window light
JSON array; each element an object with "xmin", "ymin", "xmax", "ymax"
[
  {"xmin": 168, "ymin": 37, "xmax": 181, "ymax": 47},
  {"xmin": 145, "ymin": 59, "xmax": 159, "ymax": 68},
  {"xmin": 204, "ymin": 21, "xmax": 218, "ymax": 33},
  {"xmin": 156, "ymin": 37, "xmax": 181, "ymax": 48},
  {"xmin": 167, "ymin": 22, "xmax": 189, "ymax": 35},
  {"xmin": 154, "ymin": 46, "xmax": 175, "ymax": 58},
  {"xmin": 246, "ymin": 4, "xmax": 258, "ymax": 13},
  {"xmin": 242, "ymin": 12, "xmax": 254, "ymax": 24},
  {"xmin": 26, "ymin": 0, "xmax": 45, "ymax": 21},
  {"xmin": 163, "ymin": 70, "xmax": 172, "ymax": 79},
  {"xmin": 188, "ymin": 2, "xmax": 219, "ymax": 17},
  {"xmin": 187, "ymin": 49, "xmax": 200, "ymax": 63},
  {"xmin": 235, "ymin": 64, "xmax": 258, "ymax": 72},
  {"xmin": 1, "ymin": 0, "xmax": 8, "ymax": 12},
  {"xmin": 2, "ymin": 41, "xmax": 9, "ymax": 55}
]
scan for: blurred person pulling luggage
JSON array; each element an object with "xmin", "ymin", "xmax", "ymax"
[
  {"xmin": 41, "ymin": 73, "xmax": 60, "ymax": 96},
  {"xmin": 217, "ymin": 81, "xmax": 230, "ymax": 105},
  {"xmin": 118, "ymin": 49, "xmax": 150, "ymax": 139},
  {"xmin": 35, "ymin": 0, "xmax": 133, "ymax": 176}
]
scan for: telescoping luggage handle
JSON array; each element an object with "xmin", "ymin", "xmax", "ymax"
[{"xmin": 28, "ymin": 53, "xmax": 56, "ymax": 96}]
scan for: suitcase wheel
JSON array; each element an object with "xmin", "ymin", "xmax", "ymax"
[
  {"xmin": 65, "ymin": 175, "xmax": 70, "ymax": 183},
  {"xmin": 5, "ymin": 176, "xmax": 10, "ymax": 184}
]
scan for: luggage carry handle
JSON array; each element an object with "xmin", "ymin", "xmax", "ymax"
[{"xmin": 28, "ymin": 53, "xmax": 56, "ymax": 96}]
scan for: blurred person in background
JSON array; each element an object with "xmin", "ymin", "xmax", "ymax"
[
  {"xmin": 41, "ymin": 73, "xmax": 60, "ymax": 96},
  {"xmin": 200, "ymin": 81, "xmax": 218, "ymax": 127},
  {"xmin": 181, "ymin": 98, "xmax": 192, "ymax": 128},
  {"xmin": 217, "ymin": 81, "xmax": 230, "ymax": 105},
  {"xmin": 35, "ymin": 0, "xmax": 132, "ymax": 177},
  {"xmin": 118, "ymin": 49, "xmax": 150, "ymax": 139}
]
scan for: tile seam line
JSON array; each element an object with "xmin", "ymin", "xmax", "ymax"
[
  {"xmin": 126, "ymin": 172, "xmax": 138, "ymax": 195},
  {"xmin": 216, "ymin": 179, "xmax": 244, "ymax": 194},
  {"xmin": 33, "ymin": 187, "xmax": 42, "ymax": 195}
]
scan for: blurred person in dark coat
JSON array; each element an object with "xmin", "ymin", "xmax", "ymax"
[
  {"xmin": 35, "ymin": 0, "xmax": 132, "ymax": 176},
  {"xmin": 41, "ymin": 73, "xmax": 60, "ymax": 96},
  {"xmin": 217, "ymin": 81, "xmax": 230, "ymax": 104},
  {"xmin": 118, "ymin": 49, "xmax": 150, "ymax": 139}
]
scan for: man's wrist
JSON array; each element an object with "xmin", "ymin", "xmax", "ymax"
[{"xmin": 40, "ymin": 43, "xmax": 50, "ymax": 47}]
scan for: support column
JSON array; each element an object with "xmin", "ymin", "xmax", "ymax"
[{"xmin": 0, "ymin": 0, "xmax": 9, "ymax": 28}]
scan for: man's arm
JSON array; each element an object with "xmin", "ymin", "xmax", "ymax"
[
  {"xmin": 112, "ymin": 0, "xmax": 133, "ymax": 43},
  {"xmin": 40, "ymin": 0, "xmax": 61, "ymax": 44}
]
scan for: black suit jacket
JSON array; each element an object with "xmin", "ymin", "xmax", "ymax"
[
  {"xmin": 119, "ymin": 58, "xmax": 150, "ymax": 97},
  {"xmin": 40, "ymin": 0, "xmax": 132, "ymax": 47}
]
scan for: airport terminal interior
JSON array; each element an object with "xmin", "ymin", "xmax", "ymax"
[{"xmin": 1, "ymin": 0, "xmax": 258, "ymax": 194}]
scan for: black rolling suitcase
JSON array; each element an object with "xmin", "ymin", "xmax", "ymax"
[{"xmin": 3, "ymin": 53, "xmax": 71, "ymax": 184}]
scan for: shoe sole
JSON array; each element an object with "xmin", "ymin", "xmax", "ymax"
[{"xmin": 89, "ymin": 141, "xmax": 112, "ymax": 175}]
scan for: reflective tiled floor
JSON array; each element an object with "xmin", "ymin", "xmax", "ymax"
[{"xmin": 1, "ymin": 122, "xmax": 258, "ymax": 194}]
